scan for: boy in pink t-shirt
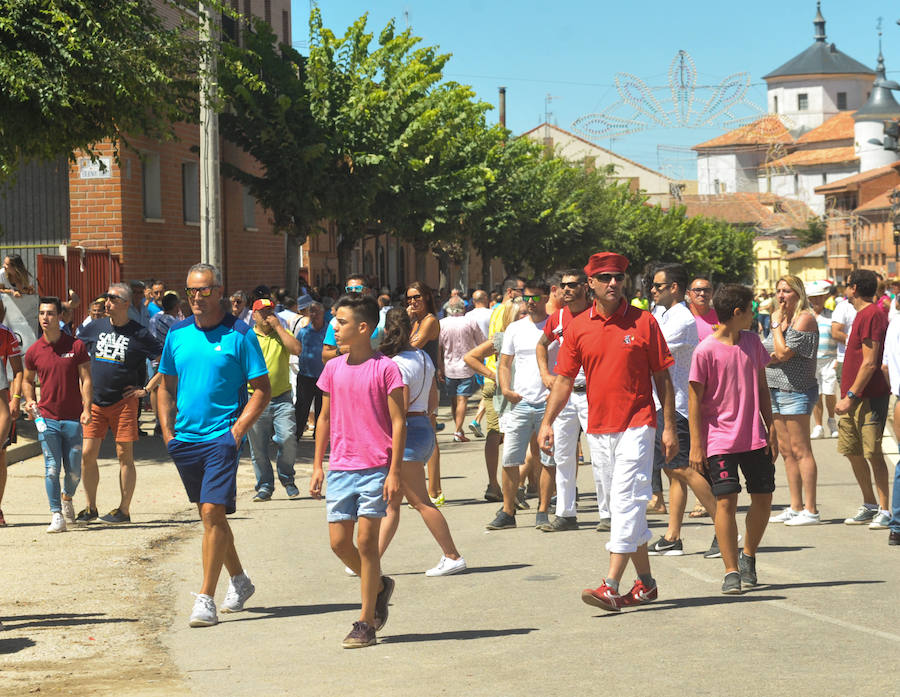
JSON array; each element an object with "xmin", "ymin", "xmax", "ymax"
[
  {"xmin": 311, "ymin": 295, "xmax": 406, "ymax": 649},
  {"xmin": 688, "ymin": 284, "xmax": 776, "ymax": 595}
]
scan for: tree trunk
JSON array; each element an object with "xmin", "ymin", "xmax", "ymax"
[
  {"xmin": 413, "ymin": 241, "xmax": 428, "ymax": 282},
  {"xmin": 337, "ymin": 227, "xmax": 353, "ymax": 284},
  {"xmin": 284, "ymin": 232, "xmax": 303, "ymax": 297},
  {"xmin": 460, "ymin": 243, "xmax": 470, "ymax": 292},
  {"xmin": 438, "ymin": 252, "xmax": 450, "ymax": 292},
  {"xmin": 480, "ymin": 251, "xmax": 492, "ymax": 289}
]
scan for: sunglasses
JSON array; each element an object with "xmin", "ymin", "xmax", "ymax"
[
  {"xmin": 345, "ymin": 285, "xmax": 366, "ymax": 293},
  {"xmin": 559, "ymin": 281, "xmax": 583, "ymax": 290},
  {"xmin": 185, "ymin": 286, "xmax": 216, "ymax": 297},
  {"xmin": 690, "ymin": 287, "xmax": 712, "ymax": 294},
  {"xmin": 651, "ymin": 282, "xmax": 672, "ymax": 290},
  {"xmin": 594, "ymin": 273, "xmax": 625, "ymax": 284},
  {"xmin": 406, "ymin": 293, "xmax": 423, "ymax": 303},
  {"xmin": 104, "ymin": 293, "xmax": 127, "ymax": 303},
  {"xmin": 522, "ymin": 294, "xmax": 543, "ymax": 303}
]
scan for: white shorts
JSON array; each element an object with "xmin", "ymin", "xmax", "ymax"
[{"xmin": 816, "ymin": 358, "xmax": 837, "ymax": 396}]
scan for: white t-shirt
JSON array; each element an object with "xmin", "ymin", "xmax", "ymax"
[
  {"xmin": 392, "ymin": 348, "xmax": 435, "ymax": 412},
  {"xmin": 468, "ymin": 306, "xmax": 492, "ymax": 341},
  {"xmin": 652, "ymin": 301, "xmax": 698, "ymax": 417},
  {"xmin": 883, "ymin": 316, "xmax": 900, "ymax": 397},
  {"xmin": 832, "ymin": 299, "xmax": 857, "ymax": 363},
  {"xmin": 500, "ymin": 315, "xmax": 548, "ymax": 404}
]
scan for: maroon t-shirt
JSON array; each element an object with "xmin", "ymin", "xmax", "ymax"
[
  {"xmin": 25, "ymin": 333, "xmax": 90, "ymax": 421},
  {"xmin": 841, "ymin": 303, "xmax": 890, "ymax": 399}
]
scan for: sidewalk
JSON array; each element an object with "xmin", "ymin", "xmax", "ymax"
[{"xmin": 2, "ymin": 415, "xmax": 900, "ymax": 696}]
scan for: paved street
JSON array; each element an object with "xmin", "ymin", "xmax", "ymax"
[{"xmin": 2, "ymin": 411, "xmax": 899, "ymax": 696}]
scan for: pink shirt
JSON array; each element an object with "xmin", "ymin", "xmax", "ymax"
[
  {"xmin": 693, "ymin": 308, "xmax": 719, "ymax": 342},
  {"xmin": 439, "ymin": 315, "xmax": 484, "ymax": 379},
  {"xmin": 317, "ymin": 352, "xmax": 404, "ymax": 471},
  {"xmin": 689, "ymin": 331, "xmax": 770, "ymax": 457}
]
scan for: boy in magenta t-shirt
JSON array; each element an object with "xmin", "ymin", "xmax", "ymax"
[
  {"xmin": 688, "ymin": 284, "xmax": 776, "ymax": 595},
  {"xmin": 310, "ymin": 295, "xmax": 406, "ymax": 649}
]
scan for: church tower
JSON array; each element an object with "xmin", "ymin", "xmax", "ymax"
[{"xmin": 853, "ymin": 38, "xmax": 900, "ymax": 172}]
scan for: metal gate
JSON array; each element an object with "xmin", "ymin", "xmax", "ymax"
[{"xmin": 37, "ymin": 247, "xmax": 121, "ymax": 325}]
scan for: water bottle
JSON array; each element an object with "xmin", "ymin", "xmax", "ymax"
[{"xmin": 30, "ymin": 404, "xmax": 47, "ymax": 433}]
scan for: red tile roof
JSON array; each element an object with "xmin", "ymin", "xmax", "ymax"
[
  {"xmin": 693, "ymin": 115, "xmax": 793, "ymax": 150},
  {"xmin": 764, "ymin": 146, "xmax": 857, "ymax": 169},
  {"xmin": 854, "ymin": 190, "xmax": 893, "ymax": 213},
  {"xmin": 795, "ymin": 111, "xmax": 856, "ymax": 144},
  {"xmin": 814, "ymin": 161, "xmax": 900, "ymax": 193},
  {"xmin": 785, "ymin": 241, "xmax": 826, "ymax": 260},
  {"xmin": 680, "ymin": 192, "xmax": 815, "ymax": 231}
]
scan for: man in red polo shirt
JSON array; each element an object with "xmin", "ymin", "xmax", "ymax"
[{"xmin": 538, "ymin": 252, "xmax": 677, "ymax": 612}]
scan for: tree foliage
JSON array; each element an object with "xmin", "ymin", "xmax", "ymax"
[{"xmin": 0, "ymin": 0, "xmax": 199, "ymax": 180}]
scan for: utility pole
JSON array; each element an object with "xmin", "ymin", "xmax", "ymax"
[{"xmin": 199, "ymin": 2, "xmax": 222, "ymax": 271}]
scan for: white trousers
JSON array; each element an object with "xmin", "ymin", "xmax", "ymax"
[
  {"xmin": 552, "ymin": 391, "xmax": 589, "ymax": 517},
  {"xmin": 586, "ymin": 425, "xmax": 655, "ymax": 554}
]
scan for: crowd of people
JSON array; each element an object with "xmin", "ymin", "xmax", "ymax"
[{"xmin": 2, "ymin": 253, "xmax": 900, "ymax": 649}]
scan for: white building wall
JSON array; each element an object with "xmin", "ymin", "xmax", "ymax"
[
  {"xmin": 697, "ymin": 152, "xmax": 738, "ymax": 194},
  {"xmin": 767, "ymin": 76, "xmax": 873, "ymax": 132},
  {"xmin": 855, "ymin": 119, "xmax": 899, "ymax": 172}
]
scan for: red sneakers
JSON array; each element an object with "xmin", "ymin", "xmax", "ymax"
[
  {"xmin": 581, "ymin": 580, "xmax": 658, "ymax": 611},
  {"xmin": 621, "ymin": 579, "xmax": 658, "ymax": 607},
  {"xmin": 581, "ymin": 582, "xmax": 626, "ymax": 612}
]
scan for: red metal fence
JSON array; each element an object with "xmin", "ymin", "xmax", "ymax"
[{"xmin": 37, "ymin": 247, "xmax": 121, "ymax": 325}]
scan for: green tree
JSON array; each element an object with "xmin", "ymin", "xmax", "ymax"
[
  {"xmin": 797, "ymin": 215, "xmax": 826, "ymax": 246},
  {"xmin": 0, "ymin": 0, "xmax": 199, "ymax": 180}
]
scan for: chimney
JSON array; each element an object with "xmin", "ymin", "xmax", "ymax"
[{"xmin": 498, "ymin": 86, "xmax": 506, "ymax": 128}]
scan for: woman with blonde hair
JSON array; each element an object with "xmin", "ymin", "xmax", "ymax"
[{"xmin": 764, "ymin": 275, "xmax": 821, "ymax": 526}]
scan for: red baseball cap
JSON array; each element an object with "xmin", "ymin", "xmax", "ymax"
[
  {"xmin": 584, "ymin": 252, "xmax": 629, "ymax": 277},
  {"xmin": 252, "ymin": 298, "xmax": 274, "ymax": 312}
]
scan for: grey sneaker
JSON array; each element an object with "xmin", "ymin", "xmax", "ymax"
[
  {"xmin": 189, "ymin": 593, "xmax": 218, "ymax": 627},
  {"xmin": 595, "ymin": 517, "xmax": 611, "ymax": 532},
  {"xmin": 486, "ymin": 511, "xmax": 517, "ymax": 530},
  {"xmin": 869, "ymin": 511, "xmax": 891, "ymax": 529},
  {"xmin": 373, "ymin": 576, "xmax": 394, "ymax": 631},
  {"xmin": 540, "ymin": 515, "xmax": 578, "ymax": 532},
  {"xmin": 844, "ymin": 505, "xmax": 878, "ymax": 525},
  {"xmin": 285, "ymin": 484, "xmax": 300, "ymax": 499},
  {"xmin": 252, "ymin": 489, "xmax": 273, "ymax": 503},
  {"xmin": 342, "ymin": 621, "xmax": 376, "ymax": 649},
  {"xmin": 61, "ymin": 499, "xmax": 76, "ymax": 526},
  {"xmin": 721, "ymin": 571, "xmax": 742, "ymax": 595},
  {"xmin": 738, "ymin": 552, "xmax": 757, "ymax": 587},
  {"xmin": 515, "ymin": 487, "xmax": 530, "ymax": 510},
  {"xmin": 534, "ymin": 511, "xmax": 550, "ymax": 528},
  {"xmin": 704, "ymin": 535, "xmax": 721, "ymax": 559},
  {"xmin": 648, "ymin": 536, "xmax": 684, "ymax": 556},
  {"xmin": 220, "ymin": 572, "xmax": 255, "ymax": 613}
]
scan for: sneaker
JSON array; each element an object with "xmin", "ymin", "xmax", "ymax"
[
  {"xmin": 252, "ymin": 489, "xmax": 273, "ymax": 503},
  {"xmin": 452, "ymin": 431, "xmax": 470, "ymax": 443},
  {"xmin": 285, "ymin": 484, "xmax": 300, "ymax": 499},
  {"xmin": 373, "ymin": 576, "xmax": 394, "ymax": 631},
  {"xmin": 844, "ymin": 505, "xmax": 878, "ymax": 525},
  {"xmin": 869, "ymin": 511, "xmax": 892, "ymax": 529},
  {"xmin": 220, "ymin": 572, "xmax": 255, "ymax": 613},
  {"xmin": 430, "ymin": 493, "xmax": 445, "ymax": 507},
  {"xmin": 342, "ymin": 621, "xmax": 376, "ymax": 649},
  {"xmin": 721, "ymin": 571, "xmax": 742, "ymax": 595},
  {"xmin": 100, "ymin": 508, "xmax": 131, "ymax": 524},
  {"xmin": 540, "ymin": 515, "xmax": 578, "ymax": 532},
  {"xmin": 483, "ymin": 487, "xmax": 502, "ymax": 503},
  {"xmin": 61, "ymin": 499, "xmax": 76, "ymax": 525},
  {"xmin": 827, "ymin": 417, "xmax": 838, "ymax": 437},
  {"xmin": 621, "ymin": 579, "xmax": 658, "ymax": 606},
  {"xmin": 46, "ymin": 512, "xmax": 66, "ymax": 534},
  {"xmin": 595, "ymin": 517, "xmax": 611, "ymax": 532},
  {"xmin": 344, "ymin": 566, "xmax": 357, "ymax": 577},
  {"xmin": 435, "ymin": 422, "xmax": 446, "ymax": 432},
  {"xmin": 515, "ymin": 487, "xmax": 530, "ymax": 510},
  {"xmin": 468, "ymin": 420, "xmax": 484, "ymax": 438},
  {"xmin": 74, "ymin": 507, "xmax": 98, "ymax": 524},
  {"xmin": 810, "ymin": 424, "xmax": 824, "ymax": 439},
  {"xmin": 769, "ymin": 507, "xmax": 800, "ymax": 523},
  {"xmin": 425, "ymin": 555, "xmax": 467, "ymax": 577},
  {"xmin": 189, "ymin": 593, "xmax": 218, "ymax": 627},
  {"xmin": 784, "ymin": 510, "xmax": 821, "ymax": 526},
  {"xmin": 581, "ymin": 581, "xmax": 625, "ymax": 612},
  {"xmin": 704, "ymin": 534, "xmax": 742, "ymax": 559},
  {"xmin": 648, "ymin": 536, "xmax": 684, "ymax": 556},
  {"xmin": 890, "ymin": 531, "xmax": 900, "ymax": 545},
  {"xmin": 486, "ymin": 511, "xmax": 517, "ymax": 530},
  {"xmin": 0, "ymin": 508, "xmax": 5, "ymax": 527},
  {"xmin": 738, "ymin": 552, "xmax": 757, "ymax": 587},
  {"xmin": 534, "ymin": 511, "xmax": 550, "ymax": 528}
]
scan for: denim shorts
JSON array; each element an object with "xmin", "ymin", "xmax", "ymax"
[
  {"xmin": 404, "ymin": 414, "xmax": 435, "ymax": 462},
  {"xmin": 501, "ymin": 401, "xmax": 554, "ymax": 467},
  {"xmin": 168, "ymin": 430, "xmax": 240, "ymax": 514},
  {"xmin": 326, "ymin": 467, "xmax": 388, "ymax": 522},
  {"xmin": 445, "ymin": 375, "xmax": 478, "ymax": 397},
  {"xmin": 770, "ymin": 386, "xmax": 818, "ymax": 415}
]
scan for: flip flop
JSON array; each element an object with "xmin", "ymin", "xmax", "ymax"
[{"xmin": 689, "ymin": 502, "xmax": 709, "ymax": 518}]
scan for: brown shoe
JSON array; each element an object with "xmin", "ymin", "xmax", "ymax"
[
  {"xmin": 342, "ymin": 621, "xmax": 376, "ymax": 648},
  {"xmin": 373, "ymin": 576, "xmax": 395, "ymax": 631}
]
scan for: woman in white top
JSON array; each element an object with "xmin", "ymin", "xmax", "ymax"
[{"xmin": 377, "ymin": 308, "xmax": 466, "ymax": 576}]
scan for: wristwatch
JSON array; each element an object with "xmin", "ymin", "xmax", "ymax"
[{"xmin": 847, "ymin": 390, "xmax": 860, "ymax": 400}]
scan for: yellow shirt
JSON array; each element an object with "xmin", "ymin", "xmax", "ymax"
[
  {"xmin": 824, "ymin": 296, "xmax": 836, "ymax": 311},
  {"xmin": 252, "ymin": 329, "xmax": 292, "ymax": 397},
  {"xmin": 485, "ymin": 302, "xmax": 507, "ymax": 373}
]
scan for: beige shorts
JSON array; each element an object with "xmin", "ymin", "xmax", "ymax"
[
  {"xmin": 837, "ymin": 395, "xmax": 889, "ymax": 459},
  {"xmin": 482, "ymin": 379, "xmax": 499, "ymax": 434}
]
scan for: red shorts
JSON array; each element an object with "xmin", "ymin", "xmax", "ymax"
[{"xmin": 83, "ymin": 396, "xmax": 140, "ymax": 442}]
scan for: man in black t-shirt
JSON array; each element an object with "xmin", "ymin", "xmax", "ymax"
[{"xmin": 74, "ymin": 282, "xmax": 163, "ymax": 524}]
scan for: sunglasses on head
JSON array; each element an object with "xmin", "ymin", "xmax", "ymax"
[{"xmin": 594, "ymin": 273, "xmax": 625, "ymax": 284}]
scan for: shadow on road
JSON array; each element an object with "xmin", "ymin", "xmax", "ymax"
[
  {"xmin": 380, "ymin": 627, "xmax": 538, "ymax": 644},
  {"xmin": 230, "ymin": 603, "xmax": 359, "ymax": 622},
  {"xmin": 757, "ymin": 545, "xmax": 814, "ymax": 553},
  {"xmin": 3, "ymin": 612, "xmax": 139, "ymax": 630},
  {"xmin": 0, "ymin": 636, "xmax": 36, "ymax": 654},
  {"xmin": 603, "ymin": 594, "xmax": 789, "ymax": 615}
]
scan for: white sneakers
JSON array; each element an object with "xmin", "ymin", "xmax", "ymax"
[
  {"xmin": 46, "ymin": 512, "xmax": 66, "ymax": 533},
  {"xmin": 810, "ymin": 425, "xmax": 824, "ymax": 439},
  {"xmin": 221, "ymin": 572, "xmax": 255, "ymax": 613},
  {"xmin": 869, "ymin": 511, "xmax": 892, "ymax": 529},
  {"xmin": 61, "ymin": 499, "xmax": 76, "ymax": 526},
  {"xmin": 769, "ymin": 507, "xmax": 800, "ymax": 523},
  {"xmin": 425, "ymin": 555, "xmax": 467, "ymax": 577},
  {"xmin": 189, "ymin": 593, "xmax": 218, "ymax": 627},
  {"xmin": 784, "ymin": 510, "xmax": 821, "ymax": 526},
  {"xmin": 827, "ymin": 417, "xmax": 838, "ymax": 438}
]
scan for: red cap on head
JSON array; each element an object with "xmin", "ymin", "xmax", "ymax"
[
  {"xmin": 252, "ymin": 298, "xmax": 274, "ymax": 312},
  {"xmin": 584, "ymin": 252, "xmax": 629, "ymax": 277}
]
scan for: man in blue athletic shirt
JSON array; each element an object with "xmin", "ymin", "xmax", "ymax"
[{"xmin": 158, "ymin": 263, "xmax": 271, "ymax": 628}]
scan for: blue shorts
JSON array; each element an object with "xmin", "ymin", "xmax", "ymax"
[
  {"xmin": 404, "ymin": 414, "xmax": 435, "ymax": 462},
  {"xmin": 168, "ymin": 431, "xmax": 240, "ymax": 514},
  {"xmin": 326, "ymin": 467, "xmax": 388, "ymax": 522},
  {"xmin": 502, "ymin": 401, "xmax": 554, "ymax": 467},
  {"xmin": 445, "ymin": 375, "xmax": 478, "ymax": 397},
  {"xmin": 770, "ymin": 386, "xmax": 818, "ymax": 416}
]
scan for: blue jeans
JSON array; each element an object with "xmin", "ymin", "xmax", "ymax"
[
  {"xmin": 891, "ymin": 460, "xmax": 900, "ymax": 534},
  {"xmin": 248, "ymin": 392, "xmax": 297, "ymax": 493},
  {"xmin": 39, "ymin": 418, "xmax": 83, "ymax": 512}
]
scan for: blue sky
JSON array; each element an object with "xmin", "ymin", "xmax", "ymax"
[{"xmin": 291, "ymin": 1, "xmax": 896, "ymax": 179}]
